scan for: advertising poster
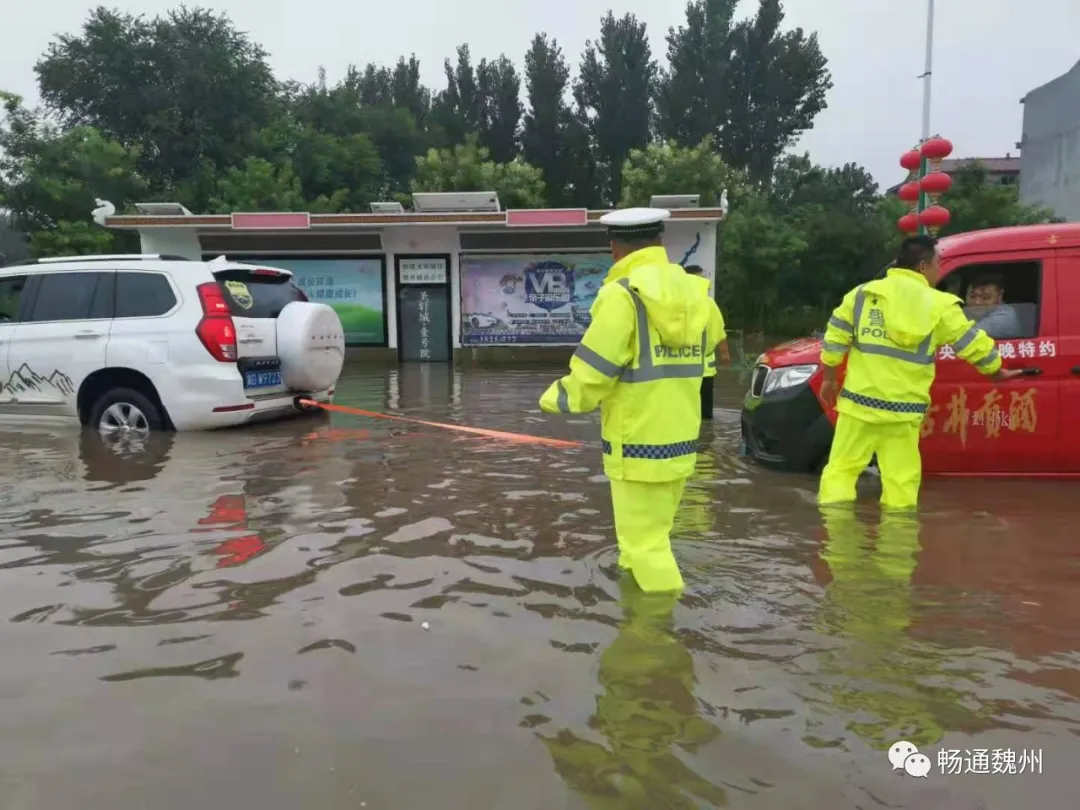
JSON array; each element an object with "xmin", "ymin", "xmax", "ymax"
[
  {"xmin": 249, "ymin": 257, "xmax": 386, "ymax": 345},
  {"xmin": 460, "ymin": 253, "xmax": 613, "ymax": 345}
]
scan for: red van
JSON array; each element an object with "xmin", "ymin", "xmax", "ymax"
[{"xmin": 740, "ymin": 223, "xmax": 1080, "ymax": 477}]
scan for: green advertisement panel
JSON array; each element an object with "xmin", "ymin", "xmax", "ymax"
[{"xmin": 252, "ymin": 257, "xmax": 386, "ymax": 345}]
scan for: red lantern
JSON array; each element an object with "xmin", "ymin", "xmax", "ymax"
[
  {"xmin": 921, "ymin": 137, "xmax": 953, "ymax": 174},
  {"xmin": 918, "ymin": 205, "xmax": 951, "ymax": 234},
  {"xmin": 919, "ymin": 172, "xmax": 952, "ymax": 196},
  {"xmin": 920, "ymin": 137, "xmax": 954, "ymax": 161},
  {"xmin": 897, "ymin": 181, "xmax": 921, "ymax": 203},
  {"xmin": 898, "ymin": 212, "xmax": 919, "ymax": 233},
  {"xmin": 900, "ymin": 149, "xmax": 923, "ymax": 172}
]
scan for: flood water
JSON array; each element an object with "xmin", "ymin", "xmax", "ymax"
[{"xmin": 0, "ymin": 363, "xmax": 1076, "ymax": 809}]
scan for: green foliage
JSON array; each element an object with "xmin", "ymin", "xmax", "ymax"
[
  {"xmin": 29, "ymin": 220, "xmax": 117, "ymax": 258},
  {"xmin": 619, "ymin": 137, "xmax": 742, "ymax": 207},
  {"xmin": 34, "ymin": 6, "xmax": 279, "ymax": 190},
  {"xmin": 0, "ymin": 92, "xmax": 147, "ymax": 236},
  {"xmin": 208, "ymin": 157, "xmax": 310, "ymax": 214},
  {"xmin": 934, "ymin": 162, "xmax": 1058, "ymax": 235},
  {"xmin": 718, "ymin": 194, "xmax": 809, "ymax": 332},
  {"xmin": 411, "ymin": 134, "xmax": 545, "ymax": 209},
  {"xmin": 0, "ymin": 215, "xmax": 30, "ymax": 266},
  {"xmin": 574, "ymin": 12, "xmax": 658, "ymax": 205}
]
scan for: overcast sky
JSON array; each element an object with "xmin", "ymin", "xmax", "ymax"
[{"xmin": 4, "ymin": 0, "xmax": 1078, "ymax": 190}]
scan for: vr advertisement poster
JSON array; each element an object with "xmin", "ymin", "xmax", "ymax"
[{"xmin": 459, "ymin": 253, "xmax": 613, "ymax": 345}]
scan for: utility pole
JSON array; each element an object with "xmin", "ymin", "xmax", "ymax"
[{"xmin": 917, "ymin": 0, "xmax": 936, "ymax": 235}]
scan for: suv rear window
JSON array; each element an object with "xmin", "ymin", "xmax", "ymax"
[{"xmin": 213, "ymin": 270, "xmax": 306, "ymax": 318}]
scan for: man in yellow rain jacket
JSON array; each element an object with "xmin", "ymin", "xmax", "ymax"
[
  {"xmin": 540, "ymin": 208, "xmax": 727, "ymax": 592},
  {"xmin": 818, "ymin": 235, "xmax": 1023, "ymax": 509},
  {"xmin": 684, "ymin": 264, "xmax": 730, "ymax": 418}
]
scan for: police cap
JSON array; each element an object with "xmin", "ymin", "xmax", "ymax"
[{"xmin": 599, "ymin": 207, "xmax": 671, "ymax": 240}]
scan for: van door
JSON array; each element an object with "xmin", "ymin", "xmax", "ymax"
[
  {"xmin": 920, "ymin": 251, "xmax": 1060, "ymax": 474},
  {"xmin": 3, "ymin": 271, "xmax": 114, "ymax": 419},
  {"xmin": 1054, "ymin": 248, "xmax": 1080, "ymax": 473}
]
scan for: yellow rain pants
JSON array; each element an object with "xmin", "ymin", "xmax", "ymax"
[
  {"xmin": 610, "ymin": 478, "xmax": 687, "ymax": 591},
  {"xmin": 818, "ymin": 413, "xmax": 922, "ymax": 510}
]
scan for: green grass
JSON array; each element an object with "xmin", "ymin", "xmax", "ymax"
[{"xmin": 329, "ymin": 304, "xmax": 385, "ymax": 344}]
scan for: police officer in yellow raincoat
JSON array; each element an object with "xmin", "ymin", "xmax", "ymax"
[
  {"xmin": 684, "ymin": 264, "xmax": 730, "ymax": 418},
  {"xmin": 817, "ymin": 235, "xmax": 1023, "ymax": 509},
  {"xmin": 540, "ymin": 208, "xmax": 726, "ymax": 593}
]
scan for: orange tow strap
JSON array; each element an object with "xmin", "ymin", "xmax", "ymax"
[{"xmin": 298, "ymin": 399, "xmax": 582, "ymax": 449}]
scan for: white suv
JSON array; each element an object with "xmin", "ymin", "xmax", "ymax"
[{"xmin": 0, "ymin": 254, "xmax": 345, "ymax": 433}]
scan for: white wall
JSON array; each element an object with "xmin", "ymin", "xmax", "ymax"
[
  {"xmin": 139, "ymin": 228, "xmax": 202, "ymax": 260},
  {"xmin": 380, "ymin": 226, "xmax": 460, "ymax": 349},
  {"xmin": 664, "ymin": 221, "xmax": 718, "ymax": 295}
]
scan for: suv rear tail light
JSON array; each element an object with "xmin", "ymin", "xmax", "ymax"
[
  {"xmin": 295, "ymin": 287, "xmax": 309, "ymax": 302},
  {"xmin": 195, "ymin": 282, "xmax": 238, "ymax": 362}
]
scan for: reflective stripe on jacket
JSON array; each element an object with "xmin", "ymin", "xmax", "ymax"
[
  {"xmin": 820, "ymin": 267, "xmax": 1001, "ymax": 424},
  {"xmin": 540, "ymin": 246, "xmax": 726, "ymax": 482},
  {"xmin": 688, "ymin": 274, "xmax": 725, "ymax": 379}
]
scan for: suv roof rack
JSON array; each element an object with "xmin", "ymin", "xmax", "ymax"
[{"xmin": 5, "ymin": 254, "xmax": 194, "ymax": 267}]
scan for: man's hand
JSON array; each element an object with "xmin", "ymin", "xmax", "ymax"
[
  {"xmin": 819, "ymin": 378, "xmax": 840, "ymax": 408},
  {"xmin": 992, "ymin": 368, "xmax": 1026, "ymax": 381}
]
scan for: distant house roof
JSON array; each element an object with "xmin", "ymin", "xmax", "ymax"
[
  {"xmin": 939, "ymin": 156, "xmax": 1020, "ymax": 174},
  {"xmin": 886, "ymin": 156, "xmax": 1020, "ymax": 194}
]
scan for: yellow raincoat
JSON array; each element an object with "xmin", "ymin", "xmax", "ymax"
[
  {"xmin": 540, "ymin": 246, "xmax": 726, "ymax": 592},
  {"xmin": 689, "ymin": 275, "xmax": 725, "ymax": 380},
  {"xmin": 818, "ymin": 267, "xmax": 1000, "ymax": 508}
]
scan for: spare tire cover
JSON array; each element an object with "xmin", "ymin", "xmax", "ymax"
[{"xmin": 276, "ymin": 302, "xmax": 345, "ymax": 392}]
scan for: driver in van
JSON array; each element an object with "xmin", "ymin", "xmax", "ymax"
[{"xmin": 964, "ymin": 272, "xmax": 1024, "ymax": 340}]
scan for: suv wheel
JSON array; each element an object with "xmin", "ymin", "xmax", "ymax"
[{"xmin": 89, "ymin": 388, "xmax": 164, "ymax": 437}]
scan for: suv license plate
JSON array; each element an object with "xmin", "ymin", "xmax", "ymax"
[{"xmin": 245, "ymin": 370, "xmax": 283, "ymax": 389}]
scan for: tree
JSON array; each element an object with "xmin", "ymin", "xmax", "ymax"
[
  {"xmin": 208, "ymin": 157, "xmax": 310, "ymax": 213},
  {"xmin": 29, "ymin": 220, "xmax": 115, "ymax": 258},
  {"xmin": 522, "ymin": 34, "xmax": 600, "ymax": 207},
  {"xmin": 252, "ymin": 121, "xmax": 384, "ymax": 211},
  {"xmin": 619, "ymin": 137, "xmax": 740, "ymax": 208},
  {"xmin": 770, "ymin": 153, "xmax": 879, "ymax": 213},
  {"xmin": 933, "ymin": 162, "xmax": 1058, "ymax": 236},
  {"xmin": 656, "ymin": 0, "xmax": 739, "ymax": 147},
  {"xmin": 574, "ymin": 12, "xmax": 658, "ymax": 205},
  {"xmin": 411, "ymin": 134, "xmax": 545, "ymax": 209},
  {"xmin": 35, "ymin": 6, "xmax": 279, "ymax": 194},
  {"xmin": 0, "ymin": 215, "xmax": 30, "ymax": 266},
  {"xmin": 722, "ymin": 0, "xmax": 832, "ymax": 184},
  {"xmin": 287, "ymin": 71, "xmax": 424, "ymax": 195},
  {"xmin": 476, "ymin": 55, "xmax": 522, "ymax": 164},
  {"xmin": 718, "ymin": 193, "xmax": 808, "ymax": 332},
  {"xmin": 430, "ymin": 44, "xmax": 483, "ymax": 147},
  {"xmin": 0, "ymin": 92, "xmax": 146, "ymax": 257}
]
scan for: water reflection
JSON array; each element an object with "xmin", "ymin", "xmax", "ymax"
[
  {"xmin": 809, "ymin": 507, "xmax": 1019, "ymax": 751},
  {"xmin": 538, "ymin": 577, "xmax": 726, "ymax": 809}
]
